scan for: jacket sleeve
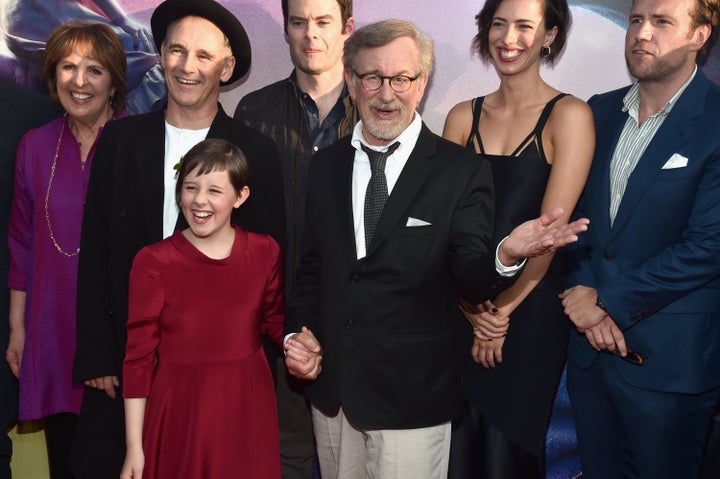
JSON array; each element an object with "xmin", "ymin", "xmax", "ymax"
[
  {"xmin": 7, "ymin": 134, "xmax": 35, "ymax": 292},
  {"xmin": 73, "ymin": 127, "xmax": 119, "ymax": 381},
  {"xmin": 285, "ymin": 152, "xmax": 323, "ymax": 336},
  {"xmin": 564, "ymin": 93, "xmax": 601, "ymax": 290},
  {"xmin": 448, "ymin": 157, "xmax": 517, "ymax": 304},
  {"xmin": 123, "ymin": 248, "xmax": 162, "ymax": 398}
]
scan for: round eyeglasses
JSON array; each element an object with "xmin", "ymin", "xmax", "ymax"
[{"xmin": 353, "ymin": 70, "xmax": 421, "ymax": 93}]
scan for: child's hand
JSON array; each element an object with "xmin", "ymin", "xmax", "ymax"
[
  {"xmin": 285, "ymin": 327, "xmax": 323, "ymax": 380},
  {"xmin": 120, "ymin": 446, "xmax": 145, "ymax": 479}
]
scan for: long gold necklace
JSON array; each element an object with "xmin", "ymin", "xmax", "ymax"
[{"xmin": 44, "ymin": 119, "xmax": 80, "ymax": 257}]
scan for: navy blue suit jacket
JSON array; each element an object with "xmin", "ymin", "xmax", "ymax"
[{"xmin": 566, "ymin": 69, "xmax": 720, "ymax": 394}]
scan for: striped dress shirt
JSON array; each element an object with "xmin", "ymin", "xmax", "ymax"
[{"xmin": 608, "ymin": 66, "xmax": 697, "ymax": 225}]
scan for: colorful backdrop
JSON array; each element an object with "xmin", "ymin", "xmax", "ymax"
[{"xmin": 1, "ymin": 1, "xmax": 718, "ymax": 478}]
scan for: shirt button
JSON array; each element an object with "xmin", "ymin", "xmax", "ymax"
[
  {"xmin": 313, "ymin": 146, "xmax": 319, "ymax": 152},
  {"xmin": 350, "ymin": 274, "xmax": 359, "ymax": 283},
  {"xmin": 345, "ymin": 320, "xmax": 355, "ymax": 329},
  {"xmin": 603, "ymin": 252, "xmax": 614, "ymax": 261}
]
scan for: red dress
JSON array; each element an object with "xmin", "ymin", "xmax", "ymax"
[{"xmin": 123, "ymin": 227, "xmax": 283, "ymax": 479}]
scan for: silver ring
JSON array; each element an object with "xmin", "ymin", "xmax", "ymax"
[{"xmin": 472, "ymin": 328, "xmax": 485, "ymax": 340}]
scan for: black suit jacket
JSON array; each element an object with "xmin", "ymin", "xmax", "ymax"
[
  {"xmin": 286, "ymin": 125, "xmax": 513, "ymax": 430},
  {"xmin": 73, "ymin": 105, "xmax": 285, "ymax": 382}
]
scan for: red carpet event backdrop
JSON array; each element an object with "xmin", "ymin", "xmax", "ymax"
[{"xmin": 1, "ymin": 2, "xmax": 718, "ymax": 478}]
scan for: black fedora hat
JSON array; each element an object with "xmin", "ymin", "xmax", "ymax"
[{"xmin": 151, "ymin": 0, "xmax": 251, "ymax": 85}]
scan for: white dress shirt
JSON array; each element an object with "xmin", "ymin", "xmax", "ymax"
[{"xmin": 350, "ymin": 113, "xmax": 423, "ymax": 259}]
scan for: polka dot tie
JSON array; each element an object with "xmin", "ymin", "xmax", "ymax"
[{"xmin": 361, "ymin": 141, "xmax": 400, "ymax": 250}]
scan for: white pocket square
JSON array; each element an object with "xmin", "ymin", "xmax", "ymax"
[
  {"xmin": 406, "ymin": 217, "xmax": 432, "ymax": 227},
  {"xmin": 661, "ymin": 153, "xmax": 688, "ymax": 169}
]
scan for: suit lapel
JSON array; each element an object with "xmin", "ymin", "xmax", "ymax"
[
  {"xmin": 207, "ymin": 104, "xmax": 231, "ymax": 139},
  {"xmin": 593, "ymin": 95, "xmax": 628, "ymax": 240},
  {"xmin": 365, "ymin": 125, "xmax": 436, "ymax": 257},
  {"xmin": 335, "ymin": 141, "xmax": 359, "ymax": 262},
  {"xmin": 137, "ymin": 112, "xmax": 168, "ymax": 240},
  {"xmin": 610, "ymin": 72, "xmax": 707, "ymax": 239}
]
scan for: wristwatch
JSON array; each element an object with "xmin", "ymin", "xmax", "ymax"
[{"xmin": 596, "ymin": 295, "xmax": 608, "ymax": 313}]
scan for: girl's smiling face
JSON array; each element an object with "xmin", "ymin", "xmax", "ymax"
[{"xmin": 180, "ymin": 166, "xmax": 248, "ymax": 240}]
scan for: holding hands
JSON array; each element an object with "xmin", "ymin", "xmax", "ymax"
[
  {"xmin": 460, "ymin": 298, "xmax": 508, "ymax": 340},
  {"xmin": 460, "ymin": 299, "xmax": 509, "ymax": 368},
  {"xmin": 284, "ymin": 327, "xmax": 323, "ymax": 380}
]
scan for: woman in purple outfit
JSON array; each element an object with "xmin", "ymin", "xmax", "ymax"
[{"xmin": 5, "ymin": 22, "xmax": 126, "ymax": 479}]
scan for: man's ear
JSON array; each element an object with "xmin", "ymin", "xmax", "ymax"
[
  {"xmin": 690, "ymin": 24, "xmax": 711, "ymax": 54},
  {"xmin": 343, "ymin": 16, "xmax": 355, "ymax": 36},
  {"xmin": 344, "ymin": 68, "xmax": 356, "ymax": 101},
  {"xmin": 220, "ymin": 56, "xmax": 236, "ymax": 83}
]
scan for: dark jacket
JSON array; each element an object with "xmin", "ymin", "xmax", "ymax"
[
  {"xmin": 70, "ymin": 105, "xmax": 285, "ymax": 479},
  {"xmin": 235, "ymin": 71, "xmax": 357, "ymax": 295},
  {"xmin": 285, "ymin": 126, "xmax": 514, "ymax": 429}
]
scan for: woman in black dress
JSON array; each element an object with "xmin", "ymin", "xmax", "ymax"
[{"xmin": 443, "ymin": 0, "xmax": 594, "ymax": 477}]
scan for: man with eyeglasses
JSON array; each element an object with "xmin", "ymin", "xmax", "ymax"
[{"xmin": 282, "ymin": 19, "xmax": 589, "ymax": 479}]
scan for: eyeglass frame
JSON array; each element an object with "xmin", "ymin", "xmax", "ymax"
[{"xmin": 352, "ymin": 69, "xmax": 422, "ymax": 93}]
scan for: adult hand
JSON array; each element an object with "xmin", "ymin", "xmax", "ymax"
[
  {"xmin": 84, "ymin": 375, "xmax": 119, "ymax": 399},
  {"xmin": 119, "ymin": 445, "xmax": 144, "ymax": 479},
  {"xmin": 559, "ymin": 285, "xmax": 606, "ymax": 331},
  {"xmin": 284, "ymin": 327, "xmax": 323, "ymax": 380},
  {"xmin": 585, "ymin": 316, "xmax": 627, "ymax": 356},
  {"xmin": 459, "ymin": 299, "xmax": 508, "ymax": 339},
  {"xmin": 6, "ymin": 327, "xmax": 25, "ymax": 379},
  {"xmin": 500, "ymin": 208, "xmax": 589, "ymax": 265},
  {"xmin": 472, "ymin": 335, "xmax": 506, "ymax": 368}
]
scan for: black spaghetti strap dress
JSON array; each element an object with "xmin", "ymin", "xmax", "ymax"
[{"xmin": 449, "ymin": 94, "xmax": 571, "ymax": 479}]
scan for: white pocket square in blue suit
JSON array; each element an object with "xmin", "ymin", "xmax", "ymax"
[
  {"xmin": 406, "ymin": 217, "xmax": 432, "ymax": 227},
  {"xmin": 661, "ymin": 153, "xmax": 688, "ymax": 169}
]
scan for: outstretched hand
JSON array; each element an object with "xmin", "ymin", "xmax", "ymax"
[{"xmin": 500, "ymin": 207, "xmax": 589, "ymax": 265}]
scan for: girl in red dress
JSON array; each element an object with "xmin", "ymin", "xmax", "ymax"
[{"xmin": 120, "ymin": 139, "xmax": 283, "ymax": 479}]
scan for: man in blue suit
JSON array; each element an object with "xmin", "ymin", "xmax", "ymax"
[{"xmin": 560, "ymin": 0, "xmax": 720, "ymax": 477}]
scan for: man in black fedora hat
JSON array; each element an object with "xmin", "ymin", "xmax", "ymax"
[{"xmin": 69, "ymin": 1, "xmax": 285, "ymax": 477}]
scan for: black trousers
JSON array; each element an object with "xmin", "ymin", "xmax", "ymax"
[
  {"xmin": 45, "ymin": 413, "xmax": 78, "ymax": 479},
  {"xmin": 0, "ymin": 366, "xmax": 16, "ymax": 479},
  {"xmin": 701, "ymin": 405, "xmax": 720, "ymax": 479}
]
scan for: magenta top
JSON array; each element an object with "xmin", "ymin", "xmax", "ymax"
[{"xmin": 8, "ymin": 114, "xmax": 119, "ymax": 420}]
